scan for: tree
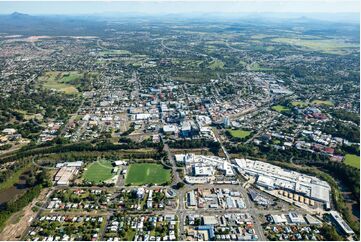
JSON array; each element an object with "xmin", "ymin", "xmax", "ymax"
[
  {"xmin": 320, "ymin": 224, "xmax": 343, "ymax": 241},
  {"xmin": 175, "ymin": 182, "xmax": 185, "ymax": 189}
]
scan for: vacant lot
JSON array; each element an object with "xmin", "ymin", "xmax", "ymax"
[
  {"xmin": 344, "ymin": 154, "xmax": 360, "ymax": 169},
  {"xmin": 227, "ymin": 129, "xmax": 251, "ymax": 139},
  {"xmin": 272, "ymin": 105, "xmax": 290, "ymax": 112},
  {"xmin": 125, "ymin": 163, "xmax": 171, "ymax": 186},
  {"xmin": 83, "ymin": 160, "xmax": 114, "ymax": 183}
]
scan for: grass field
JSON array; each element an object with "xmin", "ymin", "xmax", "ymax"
[
  {"xmin": 208, "ymin": 59, "xmax": 224, "ymax": 70},
  {"xmin": 272, "ymin": 105, "xmax": 290, "ymax": 112},
  {"xmin": 38, "ymin": 71, "xmax": 98, "ymax": 94},
  {"xmin": 125, "ymin": 163, "xmax": 171, "ymax": 186},
  {"xmin": 38, "ymin": 71, "xmax": 83, "ymax": 94},
  {"xmin": 344, "ymin": 154, "xmax": 360, "ymax": 169},
  {"xmin": 251, "ymin": 34, "xmax": 275, "ymax": 39},
  {"xmin": 291, "ymin": 101, "xmax": 308, "ymax": 108},
  {"xmin": 100, "ymin": 50, "xmax": 132, "ymax": 56},
  {"xmin": 311, "ymin": 100, "xmax": 334, "ymax": 106},
  {"xmin": 172, "ymin": 71, "xmax": 217, "ymax": 83},
  {"xmin": 238, "ymin": 60, "xmax": 247, "ymax": 66},
  {"xmin": 271, "ymin": 37, "xmax": 358, "ymax": 55},
  {"xmin": 248, "ymin": 62, "xmax": 273, "ymax": 71},
  {"xmin": 227, "ymin": 129, "xmax": 251, "ymax": 139},
  {"xmin": 83, "ymin": 160, "xmax": 114, "ymax": 183}
]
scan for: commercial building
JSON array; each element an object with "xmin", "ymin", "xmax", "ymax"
[
  {"xmin": 56, "ymin": 161, "xmax": 84, "ymax": 168},
  {"xmin": 329, "ymin": 211, "xmax": 354, "ymax": 236},
  {"xmin": 187, "ymin": 191, "xmax": 196, "ymax": 207},
  {"xmin": 270, "ymin": 214, "xmax": 287, "ymax": 224},
  {"xmin": 235, "ymin": 158, "xmax": 331, "ymax": 204},
  {"xmin": 163, "ymin": 125, "xmax": 178, "ymax": 134},
  {"xmin": 54, "ymin": 166, "xmax": 78, "ymax": 185},
  {"xmin": 288, "ymin": 212, "xmax": 306, "ymax": 224},
  {"xmin": 193, "ymin": 165, "xmax": 214, "ymax": 176}
]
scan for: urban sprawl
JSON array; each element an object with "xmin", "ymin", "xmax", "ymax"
[{"xmin": 0, "ymin": 13, "xmax": 359, "ymax": 241}]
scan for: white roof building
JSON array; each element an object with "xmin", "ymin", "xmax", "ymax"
[
  {"xmin": 271, "ymin": 214, "xmax": 288, "ymax": 224},
  {"xmin": 135, "ymin": 113, "xmax": 151, "ymax": 120},
  {"xmin": 163, "ymin": 125, "xmax": 178, "ymax": 134},
  {"xmin": 2, "ymin": 128, "xmax": 16, "ymax": 135},
  {"xmin": 235, "ymin": 158, "xmax": 331, "ymax": 203},
  {"xmin": 218, "ymin": 161, "xmax": 235, "ymax": 176},
  {"xmin": 193, "ymin": 165, "xmax": 214, "ymax": 176},
  {"xmin": 114, "ymin": 160, "xmax": 127, "ymax": 166},
  {"xmin": 203, "ymin": 216, "xmax": 218, "ymax": 225},
  {"xmin": 305, "ymin": 214, "xmax": 322, "ymax": 225},
  {"xmin": 330, "ymin": 211, "xmax": 354, "ymax": 235},
  {"xmin": 288, "ymin": 212, "xmax": 306, "ymax": 224}
]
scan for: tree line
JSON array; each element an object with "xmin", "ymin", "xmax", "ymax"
[{"xmin": 167, "ymin": 139, "xmax": 221, "ymax": 154}]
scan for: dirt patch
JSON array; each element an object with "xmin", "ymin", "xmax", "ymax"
[{"xmin": 0, "ymin": 188, "xmax": 49, "ymax": 241}]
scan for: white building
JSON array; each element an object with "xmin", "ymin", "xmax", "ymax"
[
  {"xmin": 2, "ymin": 128, "xmax": 16, "ymax": 135},
  {"xmin": 329, "ymin": 211, "xmax": 354, "ymax": 235},
  {"xmin": 193, "ymin": 165, "xmax": 214, "ymax": 176},
  {"xmin": 235, "ymin": 158, "xmax": 331, "ymax": 203},
  {"xmin": 163, "ymin": 125, "xmax": 178, "ymax": 134},
  {"xmin": 288, "ymin": 212, "xmax": 306, "ymax": 224}
]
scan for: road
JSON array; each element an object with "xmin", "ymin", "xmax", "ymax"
[
  {"xmin": 244, "ymin": 113, "xmax": 280, "ymax": 144},
  {"xmin": 27, "ymin": 173, "xmax": 313, "ymax": 242},
  {"xmin": 212, "ymin": 128, "xmax": 231, "ymax": 162},
  {"xmin": 163, "ymin": 143, "xmax": 182, "ymax": 186}
]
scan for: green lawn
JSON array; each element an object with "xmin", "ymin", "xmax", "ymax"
[
  {"xmin": 272, "ymin": 105, "xmax": 290, "ymax": 112},
  {"xmin": 227, "ymin": 129, "xmax": 251, "ymax": 139},
  {"xmin": 248, "ymin": 62, "xmax": 273, "ymax": 71},
  {"xmin": 344, "ymin": 154, "xmax": 360, "ymax": 169},
  {"xmin": 271, "ymin": 37, "xmax": 358, "ymax": 55},
  {"xmin": 238, "ymin": 60, "xmax": 247, "ymax": 66},
  {"xmin": 83, "ymin": 160, "xmax": 114, "ymax": 183},
  {"xmin": 100, "ymin": 50, "xmax": 131, "ymax": 56},
  {"xmin": 311, "ymin": 100, "xmax": 334, "ymax": 106},
  {"xmin": 291, "ymin": 101, "xmax": 308, "ymax": 108},
  {"xmin": 38, "ymin": 71, "xmax": 82, "ymax": 94},
  {"xmin": 125, "ymin": 163, "xmax": 171, "ymax": 186},
  {"xmin": 208, "ymin": 59, "xmax": 224, "ymax": 70},
  {"xmin": 38, "ymin": 71, "xmax": 98, "ymax": 94}
]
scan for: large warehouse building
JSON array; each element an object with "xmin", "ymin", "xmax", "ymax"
[{"xmin": 234, "ymin": 158, "xmax": 331, "ymax": 204}]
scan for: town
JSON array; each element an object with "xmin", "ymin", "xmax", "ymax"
[{"xmin": 0, "ymin": 6, "xmax": 359, "ymax": 242}]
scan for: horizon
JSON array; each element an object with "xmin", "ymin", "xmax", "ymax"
[{"xmin": 0, "ymin": 1, "xmax": 360, "ymax": 15}]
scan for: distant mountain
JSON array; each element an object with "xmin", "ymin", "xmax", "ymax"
[
  {"xmin": 0, "ymin": 12, "xmax": 108, "ymax": 37},
  {"xmin": 0, "ymin": 12, "xmax": 358, "ymax": 38},
  {"xmin": 9, "ymin": 11, "xmax": 31, "ymax": 18}
]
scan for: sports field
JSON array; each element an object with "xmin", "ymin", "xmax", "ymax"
[
  {"xmin": 227, "ymin": 129, "xmax": 251, "ymax": 139},
  {"xmin": 311, "ymin": 100, "xmax": 334, "ymax": 106},
  {"xmin": 344, "ymin": 154, "xmax": 360, "ymax": 169},
  {"xmin": 125, "ymin": 163, "xmax": 171, "ymax": 186},
  {"xmin": 291, "ymin": 101, "xmax": 308, "ymax": 108},
  {"xmin": 272, "ymin": 105, "xmax": 290, "ymax": 112},
  {"xmin": 83, "ymin": 160, "xmax": 114, "ymax": 183}
]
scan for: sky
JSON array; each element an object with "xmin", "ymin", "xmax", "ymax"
[{"xmin": 0, "ymin": 1, "xmax": 359, "ymax": 15}]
